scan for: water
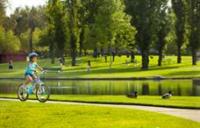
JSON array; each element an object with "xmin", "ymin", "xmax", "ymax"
[{"xmin": 0, "ymin": 79, "xmax": 200, "ymax": 96}]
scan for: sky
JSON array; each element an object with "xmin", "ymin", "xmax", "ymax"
[
  {"xmin": 5, "ymin": 0, "xmax": 172, "ymax": 16},
  {"xmin": 6, "ymin": 0, "xmax": 47, "ymax": 16}
]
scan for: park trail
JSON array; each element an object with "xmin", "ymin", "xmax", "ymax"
[{"xmin": 0, "ymin": 98, "xmax": 200, "ymax": 123}]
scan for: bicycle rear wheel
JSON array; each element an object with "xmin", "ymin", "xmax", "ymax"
[
  {"xmin": 36, "ymin": 84, "xmax": 50, "ymax": 103},
  {"xmin": 17, "ymin": 84, "xmax": 29, "ymax": 101}
]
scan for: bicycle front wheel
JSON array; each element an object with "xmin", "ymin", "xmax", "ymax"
[{"xmin": 36, "ymin": 84, "xmax": 50, "ymax": 103}]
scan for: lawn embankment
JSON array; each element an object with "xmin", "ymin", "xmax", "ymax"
[
  {"xmin": 0, "ymin": 100, "xmax": 200, "ymax": 128},
  {"xmin": 1, "ymin": 94, "xmax": 200, "ymax": 109},
  {"xmin": 0, "ymin": 56, "xmax": 200, "ymax": 79}
]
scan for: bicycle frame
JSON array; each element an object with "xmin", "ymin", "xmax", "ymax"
[
  {"xmin": 29, "ymin": 72, "xmax": 46, "ymax": 93},
  {"xmin": 33, "ymin": 77, "xmax": 44, "ymax": 86}
]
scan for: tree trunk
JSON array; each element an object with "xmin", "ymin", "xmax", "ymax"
[
  {"xmin": 192, "ymin": 48, "xmax": 197, "ymax": 65},
  {"xmin": 112, "ymin": 54, "xmax": 115, "ymax": 62},
  {"xmin": 112, "ymin": 51, "xmax": 115, "ymax": 62},
  {"xmin": 71, "ymin": 49, "xmax": 76, "ymax": 66},
  {"xmin": 141, "ymin": 49, "xmax": 149, "ymax": 70},
  {"xmin": 93, "ymin": 48, "xmax": 98, "ymax": 58},
  {"xmin": 84, "ymin": 49, "xmax": 87, "ymax": 56},
  {"xmin": 69, "ymin": 0, "xmax": 77, "ymax": 66},
  {"xmin": 51, "ymin": 57, "xmax": 55, "ymax": 64},
  {"xmin": 130, "ymin": 51, "xmax": 135, "ymax": 63},
  {"xmin": 70, "ymin": 34, "xmax": 77, "ymax": 66},
  {"xmin": 177, "ymin": 45, "xmax": 182, "ymax": 64},
  {"xmin": 29, "ymin": 28, "xmax": 34, "ymax": 52},
  {"xmin": 49, "ymin": 43, "xmax": 55, "ymax": 64},
  {"xmin": 100, "ymin": 47, "xmax": 104, "ymax": 56},
  {"xmin": 105, "ymin": 55, "xmax": 107, "ymax": 63},
  {"xmin": 79, "ymin": 28, "xmax": 84, "ymax": 56},
  {"xmin": 158, "ymin": 41, "xmax": 164, "ymax": 66},
  {"xmin": 158, "ymin": 48, "xmax": 163, "ymax": 66}
]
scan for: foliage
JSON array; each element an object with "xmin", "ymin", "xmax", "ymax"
[
  {"xmin": 46, "ymin": 0, "xmax": 68, "ymax": 63},
  {"xmin": 0, "ymin": 0, "xmax": 6, "ymax": 24},
  {"xmin": 186, "ymin": 0, "xmax": 200, "ymax": 65},
  {"xmin": 125, "ymin": 0, "xmax": 168, "ymax": 69},
  {"xmin": 65, "ymin": 0, "xmax": 80, "ymax": 66},
  {"xmin": 172, "ymin": 0, "xmax": 187, "ymax": 63},
  {"xmin": 155, "ymin": 4, "xmax": 174, "ymax": 66},
  {"xmin": 0, "ymin": 26, "xmax": 21, "ymax": 53}
]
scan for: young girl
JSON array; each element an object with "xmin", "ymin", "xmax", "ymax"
[{"xmin": 23, "ymin": 52, "xmax": 43, "ymax": 88}]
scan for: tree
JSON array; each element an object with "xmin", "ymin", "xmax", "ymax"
[
  {"xmin": 77, "ymin": 1, "xmax": 87, "ymax": 56},
  {"xmin": 20, "ymin": 28, "xmax": 44, "ymax": 52},
  {"xmin": 112, "ymin": 0, "xmax": 136, "ymax": 62},
  {"xmin": 46, "ymin": 0, "xmax": 68, "ymax": 63},
  {"xmin": 79, "ymin": 0, "xmax": 102, "ymax": 57},
  {"xmin": 0, "ymin": 26, "xmax": 21, "ymax": 53},
  {"xmin": 8, "ymin": 6, "xmax": 47, "ymax": 52},
  {"xmin": 125, "ymin": 0, "xmax": 165, "ymax": 70},
  {"xmin": 66, "ymin": 0, "xmax": 80, "ymax": 66},
  {"xmin": 85, "ymin": 0, "xmax": 136, "ymax": 66},
  {"xmin": 156, "ymin": 5, "xmax": 173, "ymax": 66},
  {"xmin": 0, "ymin": 0, "xmax": 6, "ymax": 24},
  {"xmin": 186, "ymin": 0, "xmax": 200, "ymax": 65},
  {"xmin": 172, "ymin": 0, "xmax": 187, "ymax": 64}
]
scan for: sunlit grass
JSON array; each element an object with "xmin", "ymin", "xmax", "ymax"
[
  {"xmin": 0, "ymin": 101, "xmax": 200, "ymax": 128},
  {"xmin": 0, "ymin": 55, "xmax": 200, "ymax": 78},
  {"xmin": 1, "ymin": 94, "xmax": 200, "ymax": 108}
]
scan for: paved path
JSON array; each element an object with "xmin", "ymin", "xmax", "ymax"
[{"xmin": 1, "ymin": 98, "xmax": 200, "ymax": 123}]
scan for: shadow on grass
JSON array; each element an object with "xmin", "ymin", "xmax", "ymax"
[
  {"xmin": 64, "ymin": 65, "xmax": 180, "ymax": 77},
  {"xmin": 166, "ymin": 70, "xmax": 200, "ymax": 76}
]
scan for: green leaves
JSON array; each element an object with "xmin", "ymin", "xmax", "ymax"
[
  {"xmin": 125, "ymin": 0, "xmax": 169, "ymax": 69},
  {"xmin": 87, "ymin": 0, "xmax": 136, "ymax": 50},
  {"xmin": 0, "ymin": 26, "xmax": 21, "ymax": 53},
  {"xmin": 186, "ymin": 0, "xmax": 200, "ymax": 65},
  {"xmin": 46, "ymin": 0, "xmax": 68, "ymax": 57}
]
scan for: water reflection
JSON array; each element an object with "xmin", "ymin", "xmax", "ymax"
[{"xmin": 0, "ymin": 79, "xmax": 200, "ymax": 96}]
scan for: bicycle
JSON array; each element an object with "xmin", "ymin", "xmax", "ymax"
[{"xmin": 17, "ymin": 71, "xmax": 50, "ymax": 103}]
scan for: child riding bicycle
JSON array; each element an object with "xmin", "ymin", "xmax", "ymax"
[{"xmin": 22, "ymin": 52, "xmax": 43, "ymax": 89}]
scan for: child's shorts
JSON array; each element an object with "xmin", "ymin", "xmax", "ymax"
[{"xmin": 25, "ymin": 72, "xmax": 35, "ymax": 78}]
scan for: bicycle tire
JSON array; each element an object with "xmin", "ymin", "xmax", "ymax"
[
  {"xmin": 17, "ymin": 84, "xmax": 29, "ymax": 101},
  {"xmin": 36, "ymin": 84, "xmax": 50, "ymax": 103}
]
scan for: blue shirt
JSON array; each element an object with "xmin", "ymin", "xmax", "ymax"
[{"xmin": 25, "ymin": 62, "xmax": 38, "ymax": 75}]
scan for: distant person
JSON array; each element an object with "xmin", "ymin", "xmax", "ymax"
[
  {"xmin": 59, "ymin": 57, "xmax": 65, "ymax": 69},
  {"xmin": 125, "ymin": 59, "xmax": 129, "ymax": 65},
  {"xmin": 126, "ymin": 91, "xmax": 138, "ymax": 98},
  {"xmin": 8, "ymin": 60, "xmax": 13, "ymax": 70},
  {"xmin": 87, "ymin": 60, "xmax": 91, "ymax": 72},
  {"xmin": 162, "ymin": 91, "xmax": 172, "ymax": 99}
]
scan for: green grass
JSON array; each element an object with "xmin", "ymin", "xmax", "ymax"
[
  {"xmin": 50, "ymin": 95, "xmax": 200, "ymax": 109},
  {"xmin": 0, "ymin": 101, "xmax": 200, "ymax": 128},
  {"xmin": 0, "ymin": 55, "xmax": 200, "ymax": 78},
  {"xmin": 1, "ymin": 94, "xmax": 200, "ymax": 109}
]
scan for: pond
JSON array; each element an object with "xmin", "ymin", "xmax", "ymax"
[{"xmin": 0, "ymin": 79, "xmax": 200, "ymax": 96}]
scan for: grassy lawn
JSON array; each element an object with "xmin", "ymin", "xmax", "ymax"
[
  {"xmin": 50, "ymin": 95, "xmax": 200, "ymax": 109},
  {"xmin": 1, "ymin": 94, "xmax": 200, "ymax": 109},
  {"xmin": 0, "ymin": 55, "xmax": 200, "ymax": 78},
  {"xmin": 0, "ymin": 101, "xmax": 200, "ymax": 128}
]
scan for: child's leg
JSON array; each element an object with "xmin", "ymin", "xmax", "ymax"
[{"xmin": 23, "ymin": 76, "xmax": 33, "ymax": 87}]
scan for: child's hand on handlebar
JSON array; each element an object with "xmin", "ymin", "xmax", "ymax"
[{"xmin": 42, "ymin": 70, "xmax": 47, "ymax": 74}]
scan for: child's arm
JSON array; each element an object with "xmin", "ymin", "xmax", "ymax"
[{"xmin": 37, "ymin": 64, "xmax": 43, "ymax": 71}]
